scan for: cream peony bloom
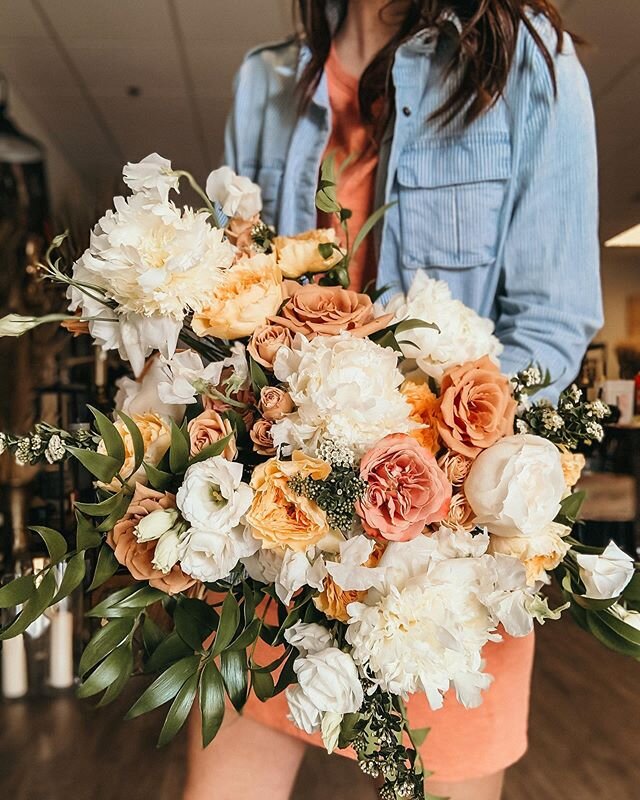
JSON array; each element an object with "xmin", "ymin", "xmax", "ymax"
[
  {"xmin": 97, "ymin": 412, "xmax": 171, "ymax": 491},
  {"xmin": 488, "ymin": 522, "xmax": 572, "ymax": 585},
  {"xmin": 192, "ymin": 253, "xmax": 283, "ymax": 340},
  {"xmin": 273, "ymin": 229, "xmax": 341, "ymax": 279}
]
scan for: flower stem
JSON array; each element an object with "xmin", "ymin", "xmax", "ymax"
[{"xmin": 174, "ymin": 170, "xmax": 224, "ymax": 228}]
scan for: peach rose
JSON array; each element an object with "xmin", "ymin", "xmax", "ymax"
[
  {"xmin": 438, "ymin": 451, "xmax": 473, "ymax": 486},
  {"xmin": 259, "ymin": 387, "xmax": 294, "ymax": 421},
  {"xmin": 226, "ymin": 213, "xmax": 260, "ymax": 256},
  {"xmin": 269, "ymin": 283, "xmax": 393, "ymax": 339},
  {"xmin": 441, "ymin": 491, "xmax": 476, "ymax": 531},
  {"xmin": 107, "ymin": 484, "xmax": 196, "ymax": 595},
  {"xmin": 97, "ymin": 412, "xmax": 171, "ymax": 492},
  {"xmin": 248, "ymin": 323, "xmax": 293, "ymax": 370},
  {"xmin": 437, "ymin": 356, "xmax": 517, "ymax": 459},
  {"xmin": 250, "ymin": 418, "xmax": 276, "ymax": 456},
  {"xmin": 356, "ymin": 433, "xmax": 452, "ymax": 542},
  {"xmin": 273, "ymin": 228, "xmax": 341, "ymax": 279},
  {"xmin": 560, "ymin": 450, "xmax": 586, "ymax": 488},
  {"xmin": 246, "ymin": 452, "xmax": 332, "ymax": 551},
  {"xmin": 192, "ymin": 253, "xmax": 283, "ymax": 340},
  {"xmin": 187, "ymin": 409, "xmax": 236, "ymax": 460},
  {"xmin": 401, "ymin": 380, "xmax": 441, "ymax": 455}
]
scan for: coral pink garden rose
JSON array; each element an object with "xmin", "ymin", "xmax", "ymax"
[
  {"xmin": 437, "ymin": 356, "xmax": 517, "ymax": 459},
  {"xmin": 356, "ymin": 433, "xmax": 452, "ymax": 542}
]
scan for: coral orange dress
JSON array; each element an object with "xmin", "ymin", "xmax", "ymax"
[{"xmin": 240, "ymin": 46, "xmax": 535, "ymax": 782}]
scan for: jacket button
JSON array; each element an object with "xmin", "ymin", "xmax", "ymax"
[{"xmin": 402, "ymin": 106, "xmax": 412, "ymax": 117}]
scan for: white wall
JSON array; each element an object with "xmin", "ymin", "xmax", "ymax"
[{"xmin": 596, "ymin": 248, "xmax": 640, "ymax": 378}]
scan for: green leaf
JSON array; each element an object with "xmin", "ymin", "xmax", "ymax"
[
  {"xmin": 169, "ymin": 419, "xmax": 190, "ymax": 474},
  {"xmin": 586, "ymin": 611, "xmax": 640, "ymax": 658},
  {"xmin": 77, "ymin": 642, "xmax": 132, "ymax": 699},
  {"xmin": 117, "ymin": 411, "xmax": 145, "ymax": 474},
  {"xmin": 126, "ymin": 655, "xmax": 200, "ymax": 719},
  {"xmin": 220, "ymin": 649, "xmax": 248, "ymax": 712},
  {"xmin": 559, "ymin": 490, "xmax": 587, "ymax": 524},
  {"xmin": 145, "ymin": 630, "xmax": 194, "ymax": 674},
  {"xmin": 249, "ymin": 357, "xmax": 269, "ymax": 394},
  {"xmin": 158, "ymin": 672, "xmax": 199, "ymax": 747},
  {"xmin": 142, "ymin": 615, "xmax": 165, "ymax": 657},
  {"xmin": 188, "ymin": 434, "xmax": 233, "ymax": 466},
  {"xmin": 0, "ymin": 571, "xmax": 57, "ymax": 640},
  {"xmin": 252, "ymin": 669, "xmax": 274, "ymax": 702},
  {"xmin": 67, "ymin": 447, "xmax": 121, "ymax": 484},
  {"xmin": 596, "ymin": 608, "xmax": 640, "ymax": 646},
  {"xmin": 87, "ymin": 545, "xmax": 119, "ymax": 591},
  {"xmin": 0, "ymin": 574, "xmax": 36, "ymax": 609},
  {"xmin": 410, "ymin": 726, "xmax": 430, "ymax": 747},
  {"xmin": 89, "ymin": 406, "xmax": 125, "ymax": 466},
  {"xmin": 30, "ymin": 526, "xmax": 67, "ymax": 563},
  {"xmin": 317, "ymin": 241, "xmax": 336, "ymax": 259},
  {"xmin": 115, "ymin": 586, "xmax": 165, "ymax": 610},
  {"xmin": 52, "ymin": 552, "xmax": 86, "ymax": 604},
  {"xmin": 315, "ymin": 155, "xmax": 340, "ymax": 214},
  {"xmin": 95, "ymin": 493, "xmax": 132, "ymax": 533},
  {"xmin": 338, "ymin": 712, "xmax": 362, "ymax": 749},
  {"xmin": 623, "ymin": 572, "xmax": 640, "ymax": 604},
  {"xmin": 97, "ymin": 645, "xmax": 134, "ymax": 707},
  {"xmin": 75, "ymin": 491, "xmax": 128, "ymax": 518},
  {"xmin": 79, "ymin": 617, "xmax": 135, "ymax": 676},
  {"xmin": 143, "ymin": 462, "xmax": 174, "ymax": 491},
  {"xmin": 174, "ymin": 597, "xmax": 218, "ymax": 653},
  {"xmin": 273, "ymin": 648, "xmax": 298, "ymax": 696},
  {"xmin": 200, "ymin": 660, "xmax": 226, "ymax": 747},
  {"xmin": 85, "ymin": 583, "xmax": 141, "ymax": 616},
  {"xmin": 75, "ymin": 510, "xmax": 103, "ymax": 550},
  {"xmin": 394, "ymin": 318, "xmax": 439, "ymax": 335},
  {"xmin": 212, "ymin": 593, "xmax": 240, "ymax": 656},
  {"xmin": 350, "ymin": 201, "xmax": 395, "ymax": 260},
  {"xmin": 230, "ymin": 618, "xmax": 261, "ymax": 651}
]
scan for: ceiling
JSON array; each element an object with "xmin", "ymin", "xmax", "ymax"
[{"xmin": 0, "ymin": 0, "xmax": 638, "ymax": 240}]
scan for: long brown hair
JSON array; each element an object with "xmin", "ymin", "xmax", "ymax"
[{"xmin": 296, "ymin": 1, "xmax": 568, "ymax": 135}]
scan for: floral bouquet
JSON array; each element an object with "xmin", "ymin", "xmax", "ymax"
[{"xmin": 1, "ymin": 154, "xmax": 638, "ymax": 800}]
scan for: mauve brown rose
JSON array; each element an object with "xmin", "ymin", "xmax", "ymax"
[
  {"xmin": 437, "ymin": 356, "xmax": 517, "ymax": 459},
  {"xmin": 248, "ymin": 323, "xmax": 293, "ymax": 370},
  {"xmin": 187, "ymin": 409, "xmax": 237, "ymax": 460},
  {"xmin": 269, "ymin": 284, "xmax": 393, "ymax": 339},
  {"xmin": 226, "ymin": 213, "xmax": 260, "ymax": 256},
  {"xmin": 441, "ymin": 491, "xmax": 476, "ymax": 531},
  {"xmin": 250, "ymin": 418, "xmax": 276, "ymax": 455},
  {"xmin": 107, "ymin": 484, "xmax": 196, "ymax": 595},
  {"xmin": 437, "ymin": 451, "xmax": 474, "ymax": 486},
  {"xmin": 259, "ymin": 386, "xmax": 294, "ymax": 421}
]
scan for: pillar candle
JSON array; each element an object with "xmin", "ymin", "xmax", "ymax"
[
  {"xmin": 2, "ymin": 634, "xmax": 28, "ymax": 699},
  {"xmin": 49, "ymin": 610, "xmax": 74, "ymax": 689}
]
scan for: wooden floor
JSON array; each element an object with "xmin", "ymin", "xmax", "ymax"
[{"xmin": 0, "ymin": 609, "xmax": 638, "ymax": 800}]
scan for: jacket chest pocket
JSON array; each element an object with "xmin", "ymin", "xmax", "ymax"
[
  {"xmin": 241, "ymin": 163, "xmax": 284, "ymax": 228},
  {"xmin": 396, "ymin": 133, "xmax": 512, "ymax": 270}
]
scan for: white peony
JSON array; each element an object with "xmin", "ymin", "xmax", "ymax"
[
  {"xmin": 292, "ymin": 647, "xmax": 363, "ymax": 716},
  {"xmin": 115, "ymin": 354, "xmax": 185, "ymax": 421},
  {"xmin": 272, "ymin": 333, "xmax": 413, "ymax": 458},
  {"xmin": 122, "ymin": 153, "xmax": 179, "ymax": 203},
  {"xmin": 385, "ymin": 272, "xmax": 502, "ymax": 382},
  {"xmin": 178, "ymin": 524, "xmax": 259, "ymax": 583},
  {"xmin": 205, "ymin": 166, "xmax": 262, "ymax": 220},
  {"xmin": 465, "ymin": 434, "xmax": 566, "ymax": 538},
  {"xmin": 576, "ymin": 541, "xmax": 634, "ymax": 600},
  {"xmin": 176, "ymin": 457, "xmax": 253, "ymax": 531}
]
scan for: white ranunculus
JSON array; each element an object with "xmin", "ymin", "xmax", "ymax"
[
  {"xmin": 284, "ymin": 622, "xmax": 333, "ymax": 656},
  {"xmin": 465, "ymin": 434, "xmax": 566, "ymax": 538},
  {"xmin": 176, "ymin": 456, "xmax": 253, "ymax": 531},
  {"xmin": 272, "ymin": 333, "xmax": 413, "ymax": 458},
  {"xmin": 294, "ymin": 648, "xmax": 363, "ymax": 716},
  {"xmin": 205, "ymin": 166, "xmax": 262, "ymax": 220},
  {"xmin": 178, "ymin": 524, "xmax": 259, "ymax": 583},
  {"xmin": 285, "ymin": 685, "xmax": 322, "ymax": 734},
  {"xmin": 122, "ymin": 153, "xmax": 179, "ymax": 203},
  {"xmin": 610, "ymin": 603, "xmax": 640, "ymax": 632},
  {"xmin": 115, "ymin": 354, "xmax": 185, "ymax": 421},
  {"xmin": 152, "ymin": 529, "xmax": 182, "ymax": 573},
  {"xmin": 384, "ymin": 271, "xmax": 503, "ymax": 382},
  {"xmin": 134, "ymin": 508, "xmax": 180, "ymax": 542},
  {"xmin": 576, "ymin": 541, "xmax": 634, "ymax": 600},
  {"xmin": 321, "ymin": 711, "xmax": 343, "ymax": 754}
]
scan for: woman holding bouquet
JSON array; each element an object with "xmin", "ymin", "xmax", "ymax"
[{"xmin": 186, "ymin": 1, "xmax": 601, "ymax": 799}]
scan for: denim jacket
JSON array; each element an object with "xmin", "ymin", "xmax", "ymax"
[{"xmin": 224, "ymin": 13, "xmax": 603, "ymax": 385}]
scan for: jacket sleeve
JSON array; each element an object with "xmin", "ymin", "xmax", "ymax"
[
  {"xmin": 495, "ymin": 29, "xmax": 603, "ymax": 389},
  {"xmin": 223, "ymin": 50, "xmax": 270, "ymax": 175}
]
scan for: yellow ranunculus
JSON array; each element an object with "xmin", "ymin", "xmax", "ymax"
[
  {"xmin": 274, "ymin": 228, "xmax": 341, "ymax": 279},
  {"xmin": 245, "ymin": 451, "xmax": 332, "ymax": 551},
  {"xmin": 192, "ymin": 253, "xmax": 283, "ymax": 339},
  {"xmin": 97, "ymin": 412, "xmax": 171, "ymax": 491}
]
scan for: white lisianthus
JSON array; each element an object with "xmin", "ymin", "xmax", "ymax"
[
  {"xmin": 134, "ymin": 508, "xmax": 181, "ymax": 542},
  {"xmin": 272, "ymin": 333, "xmax": 413, "ymax": 458},
  {"xmin": 294, "ymin": 648, "xmax": 363, "ymax": 716},
  {"xmin": 385, "ymin": 272, "xmax": 503, "ymax": 382},
  {"xmin": 122, "ymin": 153, "xmax": 179, "ymax": 203},
  {"xmin": 285, "ymin": 685, "xmax": 322, "ymax": 734},
  {"xmin": 152, "ymin": 529, "xmax": 183, "ymax": 573},
  {"xmin": 488, "ymin": 522, "xmax": 572, "ymax": 585},
  {"xmin": 205, "ymin": 166, "xmax": 262, "ymax": 220},
  {"xmin": 576, "ymin": 541, "xmax": 634, "ymax": 600},
  {"xmin": 176, "ymin": 457, "xmax": 253, "ymax": 531},
  {"xmin": 465, "ymin": 435, "xmax": 566, "ymax": 537},
  {"xmin": 284, "ymin": 622, "xmax": 334, "ymax": 656},
  {"xmin": 610, "ymin": 603, "xmax": 640, "ymax": 632},
  {"xmin": 178, "ymin": 524, "xmax": 259, "ymax": 583},
  {"xmin": 115, "ymin": 354, "xmax": 185, "ymax": 421}
]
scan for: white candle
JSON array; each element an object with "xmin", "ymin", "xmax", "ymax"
[
  {"xmin": 2, "ymin": 634, "xmax": 28, "ymax": 699},
  {"xmin": 49, "ymin": 610, "xmax": 74, "ymax": 689}
]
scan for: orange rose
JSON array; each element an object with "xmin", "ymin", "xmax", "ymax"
[
  {"xmin": 269, "ymin": 283, "xmax": 393, "ymax": 339},
  {"xmin": 560, "ymin": 450, "xmax": 586, "ymax": 488},
  {"xmin": 401, "ymin": 380, "xmax": 441, "ymax": 455},
  {"xmin": 437, "ymin": 356, "xmax": 517, "ymax": 459},
  {"xmin": 107, "ymin": 484, "xmax": 196, "ymax": 595},
  {"xmin": 187, "ymin": 409, "xmax": 236, "ymax": 460},
  {"xmin": 438, "ymin": 451, "xmax": 473, "ymax": 486},
  {"xmin": 249, "ymin": 418, "xmax": 276, "ymax": 456},
  {"xmin": 248, "ymin": 323, "xmax": 293, "ymax": 370}
]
